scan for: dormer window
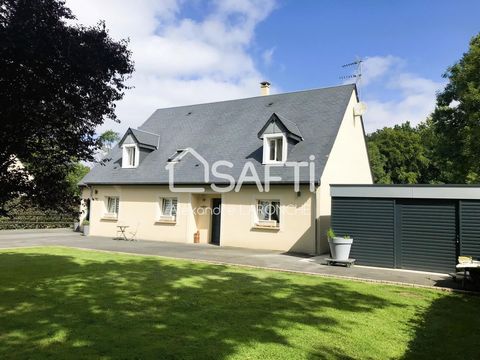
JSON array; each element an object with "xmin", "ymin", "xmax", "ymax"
[
  {"xmin": 122, "ymin": 144, "xmax": 139, "ymax": 168},
  {"xmin": 258, "ymin": 113, "xmax": 303, "ymax": 165},
  {"xmin": 263, "ymin": 134, "xmax": 287, "ymax": 164},
  {"xmin": 118, "ymin": 128, "xmax": 160, "ymax": 169},
  {"xmin": 264, "ymin": 135, "xmax": 286, "ymax": 164}
]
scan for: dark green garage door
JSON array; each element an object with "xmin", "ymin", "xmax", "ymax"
[
  {"xmin": 460, "ymin": 200, "xmax": 480, "ymax": 258},
  {"xmin": 397, "ymin": 200, "xmax": 457, "ymax": 273},
  {"xmin": 331, "ymin": 198, "xmax": 395, "ymax": 268}
]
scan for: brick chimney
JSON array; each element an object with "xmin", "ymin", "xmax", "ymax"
[{"xmin": 260, "ymin": 81, "xmax": 271, "ymax": 96}]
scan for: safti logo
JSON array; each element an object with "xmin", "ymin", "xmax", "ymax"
[{"xmin": 165, "ymin": 148, "xmax": 316, "ymax": 193}]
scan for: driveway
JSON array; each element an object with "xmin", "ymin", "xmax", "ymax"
[{"xmin": 0, "ymin": 228, "xmax": 461, "ymax": 290}]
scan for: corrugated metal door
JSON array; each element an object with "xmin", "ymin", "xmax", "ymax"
[
  {"xmin": 397, "ymin": 200, "xmax": 457, "ymax": 273},
  {"xmin": 460, "ymin": 200, "xmax": 480, "ymax": 258},
  {"xmin": 331, "ymin": 198, "xmax": 395, "ymax": 267}
]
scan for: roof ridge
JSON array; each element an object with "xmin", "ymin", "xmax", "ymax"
[{"xmin": 150, "ymin": 83, "xmax": 356, "ymax": 112}]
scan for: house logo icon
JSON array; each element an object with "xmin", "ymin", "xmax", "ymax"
[{"xmin": 165, "ymin": 148, "xmax": 210, "ymax": 193}]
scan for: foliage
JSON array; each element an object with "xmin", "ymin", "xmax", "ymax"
[
  {"xmin": 430, "ymin": 33, "xmax": 480, "ymax": 183},
  {"xmin": 98, "ymin": 130, "xmax": 120, "ymax": 152},
  {"xmin": 0, "ymin": 203, "xmax": 73, "ymax": 229},
  {"xmin": 367, "ymin": 32, "xmax": 480, "ymax": 185},
  {"xmin": 0, "ymin": 0, "xmax": 133, "ymax": 215},
  {"xmin": 96, "ymin": 129, "xmax": 120, "ymax": 161},
  {"xmin": 1, "ymin": 247, "xmax": 479, "ymax": 359},
  {"xmin": 327, "ymin": 227, "xmax": 336, "ymax": 239},
  {"xmin": 65, "ymin": 163, "xmax": 90, "ymax": 196},
  {"xmin": 367, "ymin": 122, "xmax": 430, "ymax": 184}
]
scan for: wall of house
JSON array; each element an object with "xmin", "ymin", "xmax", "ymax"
[
  {"xmin": 82, "ymin": 184, "xmax": 316, "ymax": 253},
  {"xmin": 316, "ymin": 91, "xmax": 373, "ymax": 253},
  {"xmin": 86, "ymin": 185, "xmax": 192, "ymax": 242},
  {"xmin": 220, "ymin": 185, "xmax": 315, "ymax": 253}
]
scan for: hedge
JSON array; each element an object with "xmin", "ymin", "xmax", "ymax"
[{"xmin": 0, "ymin": 210, "xmax": 74, "ymax": 230}]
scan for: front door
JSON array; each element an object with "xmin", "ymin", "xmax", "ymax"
[{"xmin": 211, "ymin": 198, "xmax": 222, "ymax": 245}]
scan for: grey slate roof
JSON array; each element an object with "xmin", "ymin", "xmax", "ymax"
[{"xmin": 81, "ymin": 84, "xmax": 356, "ymax": 185}]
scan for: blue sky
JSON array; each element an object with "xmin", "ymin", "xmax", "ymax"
[
  {"xmin": 254, "ymin": 0, "xmax": 479, "ymax": 93},
  {"xmin": 66, "ymin": 0, "xmax": 480, "ymax": 133}
]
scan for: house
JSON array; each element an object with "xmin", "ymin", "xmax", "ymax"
[{"xmin": 80, "ymin": 83, "xmax": 372, "ymax": 254}]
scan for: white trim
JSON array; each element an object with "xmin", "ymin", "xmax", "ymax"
[
  {"xmin": 263, "ymin": 133, "xmax": 287, "ymax": 164},
  {"xmin": 104, "ymin": 196, "xmax": 119, "ymax": 219},
  {"xmin": 158, "ymin": 196, "xmax": 178, "ymax": 223},
  {"xmin": 122, "ymin": 144, "xmax": 139, "ymax": 168},
  {"xmin": 252, "ymin": 198, "xmax": 281, "ymax": 230},
  {"xmin": 330, "ymin": 185, "xmax": 480, "ymax": 200}
]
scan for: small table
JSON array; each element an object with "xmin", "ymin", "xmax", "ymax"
[
  {"xmin": 116, "ymin": 225, "xmax": 130, "ymax": 241},
  {"xmin": 325, "ymin": 258, "xmax": 356, "ymax": 268},
  {"xmin": 456, "ymin": 261, "xmax": 480, "ymax": 289}
]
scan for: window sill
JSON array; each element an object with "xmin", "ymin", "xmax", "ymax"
[
  {"xmin": 101, "ymin": 215, "xmax": 118, "ymax": 221},
  {"xmin": 262, "ymin": 162, "xmax": 286, "ymax": 166},
  {"xmin": 252, "ymin": 224, "xmax": 280, "ymax": 231},
  {"xmin": 155, "ymin": 220, "xmax": 177, "ymax": 225}
]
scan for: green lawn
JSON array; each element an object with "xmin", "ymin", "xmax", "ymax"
[{"xmin": 0, "ymin": 247, "xmax": 478, "ymax": 359}]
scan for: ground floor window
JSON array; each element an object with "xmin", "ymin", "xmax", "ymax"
[
  {"xmin": 160, "ymin": 198, "xmax": 178, "ymax": 221},
  {"xmin": 105, "ymin": 196, "xmax": 119, "ymax": 218},
  {"xmin": 256, "ymin": 200, "xmax": 280, "ymax": 227}
]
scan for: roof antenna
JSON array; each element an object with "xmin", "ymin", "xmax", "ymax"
[{"xmin": 340, "ymin": 56, "xmax": 363, "ymax": 97}]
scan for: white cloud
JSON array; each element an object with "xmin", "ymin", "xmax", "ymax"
[
  {"xmin": 262, "ymin": 47, "xmax": 275, "ymax": 66},
  {"xmin": 361, "ymin": 55, "xmax": 403, "ymax": 86},
  {"xmin": 65, "ymin": 0, "xmax": 277, "ymax": 134},
  {"xmin": 359, "ymin": 55, "xmax": 445, "ymax": 132}
]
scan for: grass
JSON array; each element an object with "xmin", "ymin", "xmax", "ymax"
[{"xmin": 0, "ymin": 247, "xmax": 479, "ymax": 359}]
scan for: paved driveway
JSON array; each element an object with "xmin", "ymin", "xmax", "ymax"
[{"xmin": 0, "ymin": 229, "xmax": 461, "ymax": 290}]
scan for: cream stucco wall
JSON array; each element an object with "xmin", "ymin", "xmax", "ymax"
[
  {"xmin": 83, "ymin": 184, "xmax": 315, "ymax": 253},
  {"xmin": 87, "ymin": 185, "xmax": 192, "ymax": 242},
  {"xmin": 316, "ymin": 91, "xmax": 373, "ymax": 253},
  {"xmin": 220, "ymin": 185, "xmax": 315, "ymax": 253}
]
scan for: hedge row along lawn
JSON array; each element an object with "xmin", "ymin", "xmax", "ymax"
[{"xmin": 0, "ymin": 247, "xmax": 478, "ymax": 359}]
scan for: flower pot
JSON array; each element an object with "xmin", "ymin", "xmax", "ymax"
[
  {"xmin": 83, "ymin": 225, "xmax": 90, "ymax": 236},
  {"xmin": 328, "ymin": 237, "xmax": 353, "ymax": 261},
  {"xmin": 73, "ymin": 221, "xmax": 80, "ymax": 232}
]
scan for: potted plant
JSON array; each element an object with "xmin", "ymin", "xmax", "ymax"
[
  {"xmin": 82, "ymin": 220, "xmax": 90, "ymax": 236},
  {"xmin": 327, "ymin": 228, "xmax": 353, "ymax": 261}
]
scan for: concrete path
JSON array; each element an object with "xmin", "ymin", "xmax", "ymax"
[{"xmin": 0, "ymin": 229, "xmax": 462, "ymax": 291}]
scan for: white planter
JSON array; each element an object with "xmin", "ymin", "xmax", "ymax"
[
  {"xmin": 328, "ymin": 237, "xmax": 353, "ymax": 261},
  {"xmin": 83, "ymin": 225, "xmax": 90, "ymax": 236}
]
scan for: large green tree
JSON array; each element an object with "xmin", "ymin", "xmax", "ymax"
[
  {"xmin": 0, "ymin": 0, "xmax": 134, "ymax": 215},
  {"xmin": 367, "ymin": 123, "xmax": 430, "ymax": 184},
  {"xmin": 430, "ymin": 33, "xmax": 480, "ymax": 183}
]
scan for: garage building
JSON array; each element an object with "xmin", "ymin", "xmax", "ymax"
[{"xmin": 330, "ymin": 185, "xmax": 480, "ymax": 273}]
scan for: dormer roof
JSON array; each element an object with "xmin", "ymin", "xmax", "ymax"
[
  {"xmin": 257, "ymin": 113, "xmax": 303, "ymax": 143},
  {"xmin": 119, "ymin": 128, "xmax": 160, "ymax": 150}
]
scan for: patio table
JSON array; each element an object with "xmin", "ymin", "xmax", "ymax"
[
  {"xmin": 456, "ymin": 261, "xmax": 480, "ymax": 289},
  {"xmin": 116, "ymin": 225, "xmax": 130, "ymax": 241}
]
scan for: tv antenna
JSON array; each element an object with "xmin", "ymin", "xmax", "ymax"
[{"xmin": 340, "ymin": 57, "xmax": 363, "ymax": 96}]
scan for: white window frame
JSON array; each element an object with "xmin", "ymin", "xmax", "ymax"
[
  {"xmin": 158, "ymin": 197, "xmax": 178, "ymax": 222},
  {"xmin": 255, "ymin": 199, "xmax": 281, "ymax": 228},
  {"xmin": 263, "ymin": 133, "xmax": 287, "ymax": 164},
  {"xmin": 122, "ymin": 144, "xmax": 139, "ymax": 168},
  {"xmin": 104, "ymin": 196, "xmax": 119, "ymax": 219}
]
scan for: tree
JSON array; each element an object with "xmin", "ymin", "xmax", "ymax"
[
  {"xmin": 99, "ymin": 130, "xmax": 120, "ymax": 152},
  {"xmin": 367, "ymin": 123, "xmax": 430, "ymax": 184},
  {"xmin": 431, "ymin": 32, "xmax": 480, "ymax": 183},
  {"xmin": 0, "ymin": 0, "xmax": 134, "ymax": 215},
  {"xmin": 66, "ymin": 163, "xmax": 90, "ymax": 197}
]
